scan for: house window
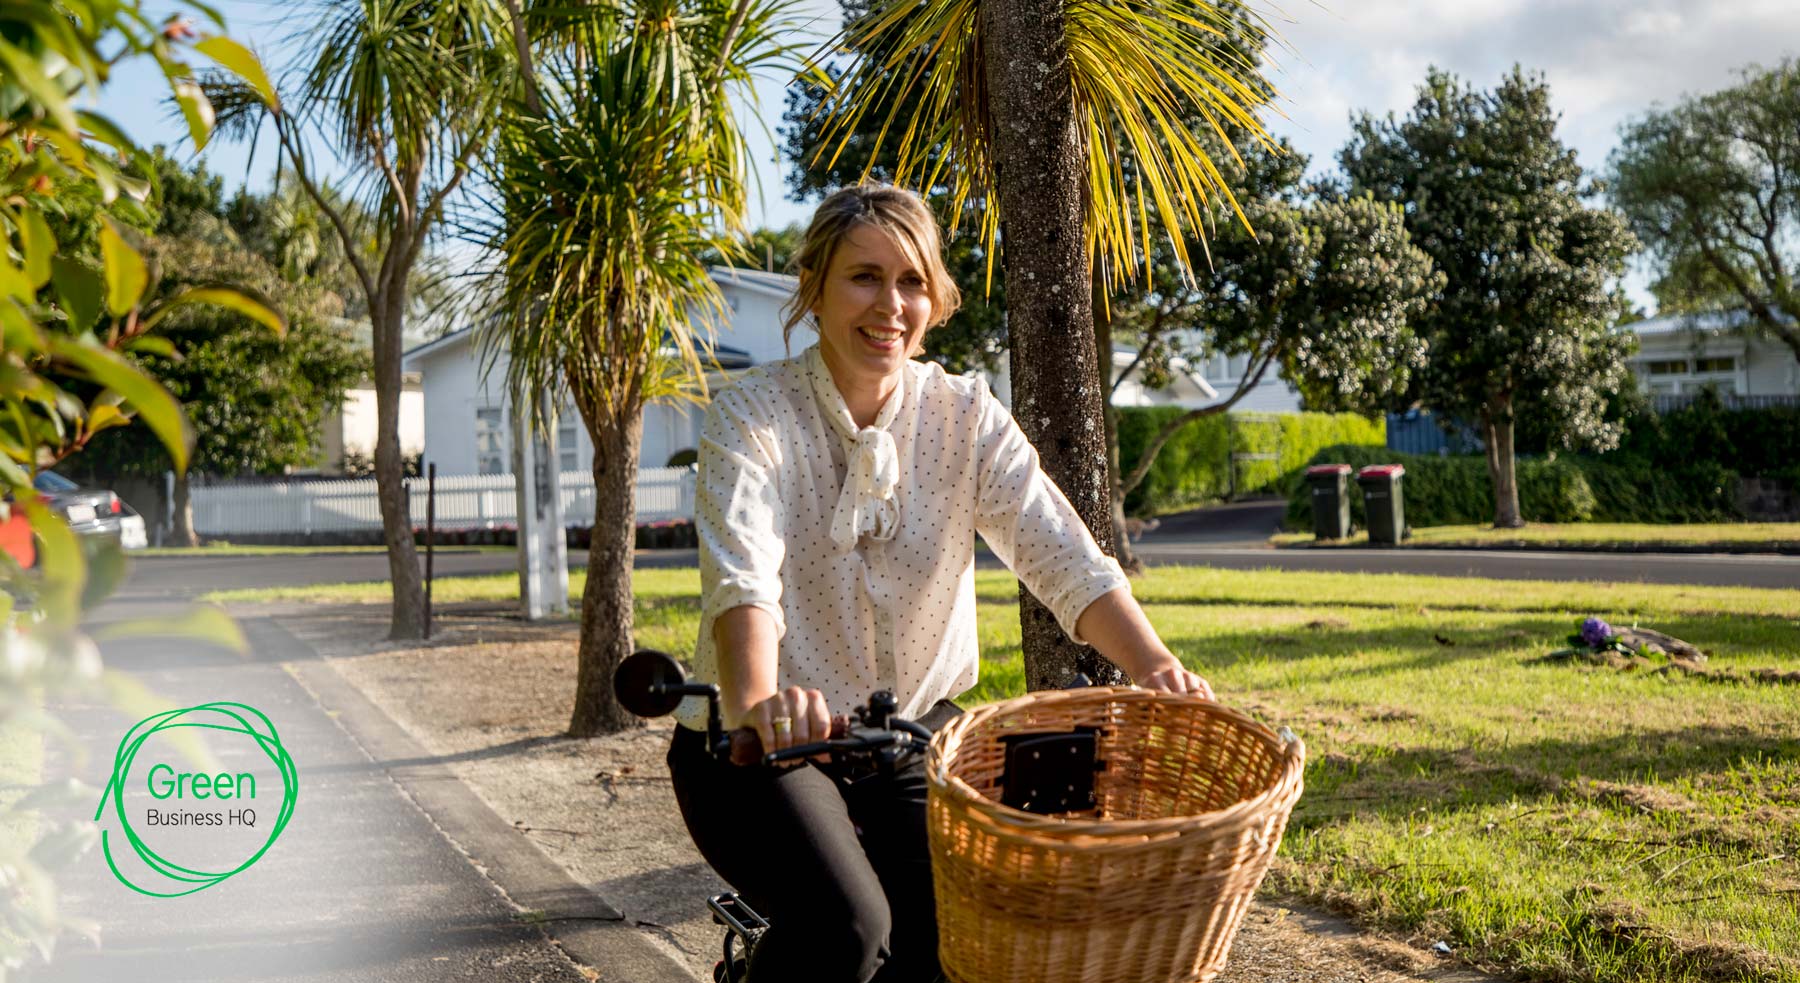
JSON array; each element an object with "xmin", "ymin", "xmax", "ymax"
[
  {"xmin": 1644, "ymin": 359, "xmax": 1688, "ymax": 375},
  {"xmin": 558, "ymin": 416, "xmax": 580, "ymax": 471},
  {"xmin": 475, "ymin": 407, "xmax": 506, "ymax": 475},
  {"xmin": 1695, "ymin": 357, "xmax": 1736, "ymax": 374}
]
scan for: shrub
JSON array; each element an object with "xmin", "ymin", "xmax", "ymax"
[
  {"xmin": 1610, "ymin": 392, "xmax": 1800, "ymax": 480},
  {"xmin": 1284, "ymin": 445, "xmax": 1740, "ymax": 530},
  {"xmin": 1115, "ymin": 408, "xmax": 1232, "ymax": 516},
  {"xmin": 1116, "ymin": 409, "xmax": 1386, "ymax": 516}
]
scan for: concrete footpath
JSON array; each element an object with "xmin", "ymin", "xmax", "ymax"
[{"xmin": 24, "ymin": 593, "xmax": 691, "ymax": 983}]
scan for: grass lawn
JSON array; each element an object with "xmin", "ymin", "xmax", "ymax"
[
  {"xmin": 215, "ymin": 565, "xmax": 1800, "ymax": 981},
  {"xmin": 1272, "ymin": 521, "xmax": 1800, "ymax": 552}
]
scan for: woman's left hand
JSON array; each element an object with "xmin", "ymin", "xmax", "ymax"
[{"xmin": 1135, "ymin": 659, "xmax": 1214, "ymax": 699}]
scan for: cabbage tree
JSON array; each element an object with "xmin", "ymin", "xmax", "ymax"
[{"xmin": 485, "ymin": 0, "xmax": 813, "ymax": 734}]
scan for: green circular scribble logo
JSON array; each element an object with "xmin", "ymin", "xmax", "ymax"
[{"xmin": 92, "ymin": 702, "xmax": 298, "ymax": 897}]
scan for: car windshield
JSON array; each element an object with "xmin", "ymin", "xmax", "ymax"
[{"xmin": 33, "ymin": 471, "xmax": 79, "ymax": 493}]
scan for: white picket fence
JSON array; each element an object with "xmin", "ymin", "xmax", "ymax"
[{"xmin": 191, "ymin": 467, "xmax": 696, "ymax": 536}]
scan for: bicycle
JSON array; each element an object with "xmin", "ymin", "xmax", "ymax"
[{"xmin": 613, "ymin": 649, "xmax": 940, "ymax": 983}]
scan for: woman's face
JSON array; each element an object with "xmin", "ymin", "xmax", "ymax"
[{"xmin": 810, "ymin": 223, "xmax": 933, "ymax": 394}]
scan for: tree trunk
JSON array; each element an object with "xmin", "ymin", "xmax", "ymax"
[
  {"xmin": 568, "ymin": 403, "xmax": 645, "ymax": 737},
  {"xmin": 372, "ymin": 289, "xmax": 426, "ymax": 639},
  {"xmin": 983, "ymin": 0, "xmax": 1126, "ymax": 691},
  {"xmin": 1094, "ymin": 278, "xmax": 1143, "ymax": 576},
  {"xmin": 172, "ymin": 471, "xmax": 199, "ymax": 548},
  {"xmin": 1482, "ymin": 398, "xmax": 1524, "ymax": 528}
]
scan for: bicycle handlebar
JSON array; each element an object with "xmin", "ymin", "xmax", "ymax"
[{"xmin": 725, "ymin": 716, "xmax": 933, "ymax": 766}]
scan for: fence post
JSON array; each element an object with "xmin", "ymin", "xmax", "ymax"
[
  {"xmin": 424, "ymin": 463, "xmax": 435, "ymax": 639},
  {"xmin": 680, "ymin": 465, "xmax": 698, "ymax": 520}
]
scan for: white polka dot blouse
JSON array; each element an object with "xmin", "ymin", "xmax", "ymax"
[{"xmin": 674, "ymin": 343, "xmax": 1130, "ymax": 730}]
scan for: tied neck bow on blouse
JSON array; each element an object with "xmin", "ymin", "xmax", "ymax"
[
  {"xmin": 832, "ymin": 429, "xmax": 899, "ymax": 550},
  {"xmin": 806, "ymin": 345, "xmax": 904, "ymax": 552}
]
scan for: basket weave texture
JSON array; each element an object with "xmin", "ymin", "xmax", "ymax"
[{"xmin": 926, "ymin": 687, "xmax": 1305, "ymax": 983}]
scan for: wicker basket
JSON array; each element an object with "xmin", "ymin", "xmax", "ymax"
[{"xmin": 926, "ymin": 687, "xmax": 1305, "ymax": 983}]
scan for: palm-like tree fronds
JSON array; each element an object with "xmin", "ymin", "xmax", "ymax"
[
  {"xmin": 808, "ymin": 0, "xmax": 1284, "ymax": 290},
  {"xmin": 484, "ymin": 0, "xmax": 812, "ymax": 433}
]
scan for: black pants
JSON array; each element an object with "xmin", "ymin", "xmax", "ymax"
[{"xmin": 667, "ymin": 701, "xmax": 961, "ymax": 983}]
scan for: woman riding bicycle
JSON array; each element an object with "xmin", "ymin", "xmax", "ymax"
[{"xmin": 668, "ymin": 183, "xmax": 1211, "ymax": 983}]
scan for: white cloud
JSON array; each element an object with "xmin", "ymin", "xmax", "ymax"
[{"xmin": 1269, "ymin": 0, "xmax": 1799, "ymax": 181}]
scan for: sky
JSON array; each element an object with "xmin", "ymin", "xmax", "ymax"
[{"xmin": 102, "ymin": 0, "xmax": 1800, "ymax": 313}]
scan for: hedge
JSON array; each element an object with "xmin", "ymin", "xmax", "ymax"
[
  {"xmin": 1611, "ymin": 394, "xmax": 1800, "ymax": 485},
  {"xmin": 1283, "ymin": 444, "xmax": 1741, "ymax": 530},
  {"xmin": 1116, "ymin": 408, "xmax": 1385, "ymax": 516}
]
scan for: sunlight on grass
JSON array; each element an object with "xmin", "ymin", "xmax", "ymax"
[
  {"xmin": 207, "ymin": 562, "xmax": 1800, "ymax": 980},
  {"xmin": 1273, "ymin": 521, "xmax": 1800, "ymax": 551}
]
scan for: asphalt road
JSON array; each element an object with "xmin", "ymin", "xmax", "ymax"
[{"xmin": 124, "ymin": 506, "xmax": 1799, "ymax": 595}]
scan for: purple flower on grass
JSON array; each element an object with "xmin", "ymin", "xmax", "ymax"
[{"xmin": 1579, "ymin": 617, "xmax": 1613, "ymax": 649}]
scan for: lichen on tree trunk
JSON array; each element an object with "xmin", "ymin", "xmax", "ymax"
[
  {"xmin": 983, "ymin": 0, "xmax": 1128, "ymax": 690},
  {"xmin": 568, "ymin": 405, "xmax": 645, "ymax": 737}
]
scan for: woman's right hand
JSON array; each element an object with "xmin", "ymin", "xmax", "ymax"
[{"xmin": 734, "ymin": 686, "xmax": 832, "ymax": 765}]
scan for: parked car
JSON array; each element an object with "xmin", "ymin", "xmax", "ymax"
[{"xmin": 32, "ymin": 471, "xmax": 146, "ymax": 550}]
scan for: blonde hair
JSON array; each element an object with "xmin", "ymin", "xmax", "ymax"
[{"xmin": 780, "ymin": 184, "xmax": 962, "ymax": 353}]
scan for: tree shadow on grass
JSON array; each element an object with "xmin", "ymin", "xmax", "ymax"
[
  {"xmin": 1158, "ymin": 615, "xmax": 1578, "ymax": 678},
  {"xmin": 1290, "ymin": 722, "xmax": 1800, "ymax": 831},
  {"xmin": 1159, "ymin": 609, "xmax": 1798, "ymax": 677},
  {"xmin": 1136, "ymin": 592, "xmax": 1800, "ymax": 623}
]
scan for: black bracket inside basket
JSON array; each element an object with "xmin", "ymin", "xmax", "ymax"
[{"xmin": 998, "ymin": 728, "xmax": 1100, "ymax": 815}]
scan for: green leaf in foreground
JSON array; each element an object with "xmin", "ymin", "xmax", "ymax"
[
  {"xmin": 144, "ymin": 285, "xmax": 286, "ymax": 337},
  {"xmin": 89, "ymin": 606, "xmax": 248, "ymax": 653},
  {"xmin": 195, "ymin": 36, "xmax": 279, "ymax": 110},
  {"xmin": 98, "ymin": 219, "xmax": 148, "ymax": 317},
  {"xmin": 50, "ymin": 337, "xmax": 191, "ymax": 471}
]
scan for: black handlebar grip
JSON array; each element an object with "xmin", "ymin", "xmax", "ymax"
[{"xmin": 727, "ymin": 714, "xmax": 851, "ymax": 766}]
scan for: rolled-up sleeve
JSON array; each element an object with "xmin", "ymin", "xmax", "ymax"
[
  {"xmin": 971, "ymin": 383, "xmax": 1129, "ymax": 645},
  {"xmin": 696, "ymin": 389, "xmax": 787, "ymax": 638}
]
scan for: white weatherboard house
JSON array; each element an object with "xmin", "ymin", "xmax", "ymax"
[
  {"xmin": 403, "ymin": 266, "xmax": 1282, "ymax": 481},
  {"xmin": 403, "ymin": 268, "xmax": 796, "ymax": 478},
  {"xmin": 1626, "ymin": 311, "xmax": 1800, "ymax": 400}
]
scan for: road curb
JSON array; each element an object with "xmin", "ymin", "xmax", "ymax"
[{"xmin": 248, "ymin": 617, "xmax": 697, "ymax": 983}]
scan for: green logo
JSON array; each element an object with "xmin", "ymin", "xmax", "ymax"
[{"xmin": 93, "ymin": 702, "xmax": 298, "ymax": 897}]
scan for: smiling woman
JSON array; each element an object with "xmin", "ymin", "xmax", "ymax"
[
  {"xmin": 778, "ymin": 185, "xmax": 962, "ymax": 428},
  {"xmin": 666, "ymin": 181, "xmax": 1211, "ymax": 983}
]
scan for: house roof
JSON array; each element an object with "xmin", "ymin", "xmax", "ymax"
[
  {"xmin": 403, "ymin": 267, "xmax": 781, "ymax": 370},
  {"xmin": 1111, "ymin": 345, "xmax": 1219, "ymax": 400},
  {"xmin": 1629, "ymin": 309, "xmax": 1794, "ymax": 338},
  {"xmin": 404, "ymin": 323, "xmax": 482, "ymax": 365},
  {"xmin": 710, "ymin": 265, "xmax": 799, "ymax": 301},
  {"xmin": 402, "ymin": 323, "xmax": 754, "ymax": 372}
]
